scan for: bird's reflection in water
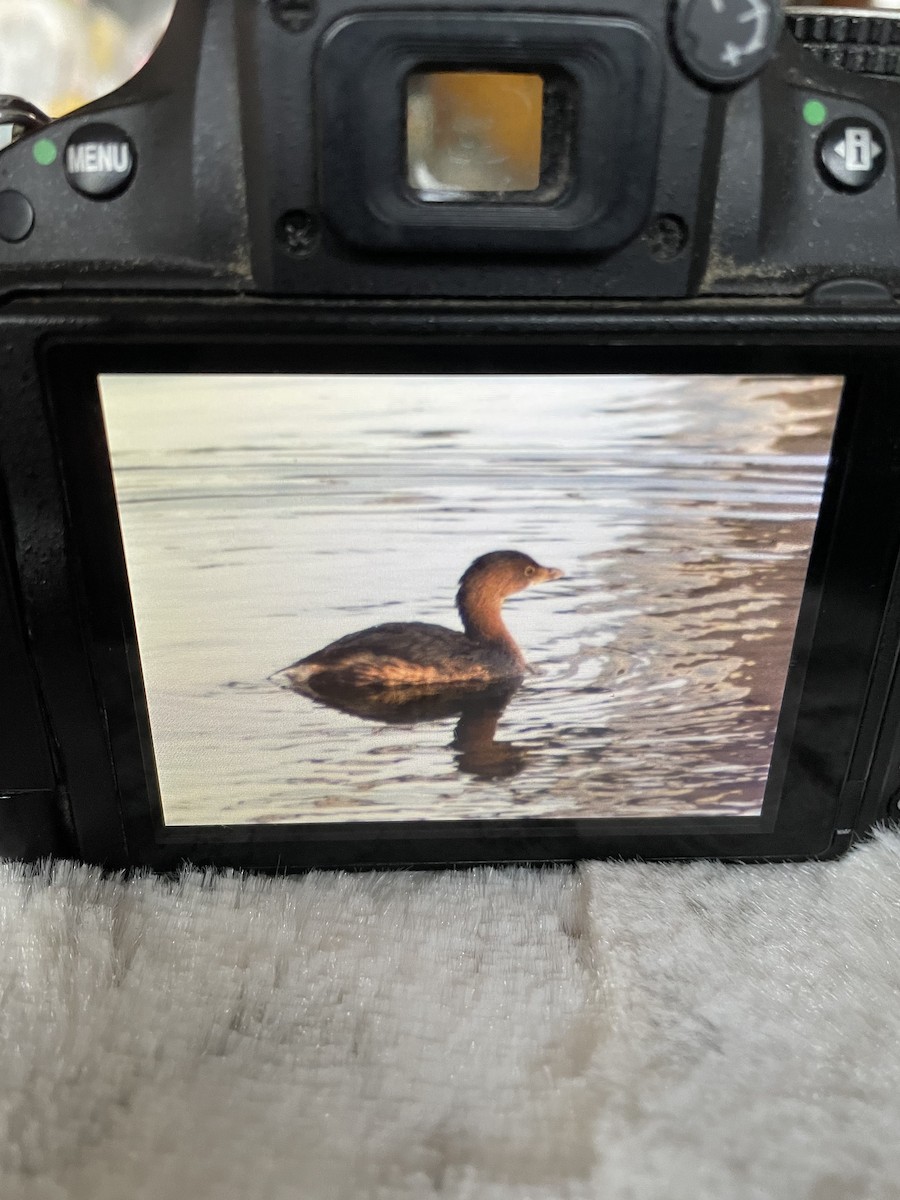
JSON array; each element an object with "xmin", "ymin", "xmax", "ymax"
[{"xmin": 285, "ymin": 678, "xmax": 528, "ymax": 781}]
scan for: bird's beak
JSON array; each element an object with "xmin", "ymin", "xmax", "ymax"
[{"xmin": 542, "ymin": 566, "xmax": 564, "ymax": 582}]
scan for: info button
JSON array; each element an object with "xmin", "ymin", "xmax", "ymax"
[
  {"xmin": 64, "ymin": 123, "xmax": 136, "ymax": 199},
  {"xmin": 817, "ymin": 117, "xmax": 886, "ymax": 193}
]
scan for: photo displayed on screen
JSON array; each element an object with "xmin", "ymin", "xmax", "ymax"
[{"xmin": 97, "ymin": 373, "xmax": 843, "ymax": 826}]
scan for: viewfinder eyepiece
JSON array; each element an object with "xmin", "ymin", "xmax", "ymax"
[{"xmin": 406, "ymin": 71, "xmax": 545, "ymax": 198}]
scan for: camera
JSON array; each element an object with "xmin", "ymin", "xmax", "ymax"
[{"xmin": 1, "ymin": 0, "xmax": 899, "ymax": 871}]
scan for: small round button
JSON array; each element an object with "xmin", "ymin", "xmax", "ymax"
[
  {"xmin": 673, "ymin": 0, "xmax": 782, "ymax": 88},
  {"xmin": 0, "ymin": 191, "xmax": 34, "ymax": 242},
  {"xmin": 817, "ymin": 118, "xmax": 886, "ymax": 192},
  {"xmin": 64, "ymin": 123, "xmax": 136, "ymax": 199}
]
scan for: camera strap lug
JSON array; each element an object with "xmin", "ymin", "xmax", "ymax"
[{"xmin": 0, "ymin": 96, "xmax": 50, "ymax": 146}]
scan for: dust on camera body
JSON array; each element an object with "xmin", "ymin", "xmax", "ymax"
[{"xmin": 1, "ymin": 0, "xmax": 900, "ymax": 872}]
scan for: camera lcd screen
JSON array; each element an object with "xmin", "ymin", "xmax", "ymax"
[
  {"xmin": 96, "ymin": 373, "xmax": 842, "ymax": 829},
  {"xmin": 407, "ymin": 71, "xmax": 545, "ymax": 198}
]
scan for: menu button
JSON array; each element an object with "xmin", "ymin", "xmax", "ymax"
[{"xmin": 64, "ymin": 123, "xmax": 136, "ymax": 199}]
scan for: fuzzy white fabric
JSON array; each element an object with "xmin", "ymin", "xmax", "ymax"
[{"xmin": 2, "ymin": 832, "xmax": 900, "ymax": 1200}]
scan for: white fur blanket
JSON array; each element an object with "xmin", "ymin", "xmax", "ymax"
[{"xmin": 2, "ymin": 831, "xmax": 900, "ymax": 1200}]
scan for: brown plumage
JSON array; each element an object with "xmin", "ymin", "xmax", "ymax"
[{"xmin": 275, "ymin": 550, "xmax": 563, "ymax": 692}]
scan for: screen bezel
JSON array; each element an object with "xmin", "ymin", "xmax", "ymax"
[{"xmin": 40, "ymin": 335, "xmax": 900, "ymax": 870}]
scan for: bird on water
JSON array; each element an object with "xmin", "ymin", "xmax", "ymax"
[{"xmin": 275, "ymin": 549, "xmax": 563, "ymax": 692}]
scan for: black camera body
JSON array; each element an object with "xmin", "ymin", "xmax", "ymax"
[
  {"xmin": 2, "ymin": 0, "xmax": 900, "ymax": 870},
  {"xmin": 1, "ymin": 0, "xmax": 899, "ymax": 298}
]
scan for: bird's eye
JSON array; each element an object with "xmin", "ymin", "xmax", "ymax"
[{"xmin": 524, "ymin": 565, "xmax": 535, "ymax": 577}]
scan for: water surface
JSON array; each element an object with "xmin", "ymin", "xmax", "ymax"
[{"xmin": 98, "ymin": 373, "xmax": 842, "ymax": 825}]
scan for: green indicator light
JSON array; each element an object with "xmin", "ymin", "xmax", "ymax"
[
  {"xmin": 803, "ymin": 99, "xmax": 827, "ymax": 128},
  {"xmin": 32, "ymin": 138, "xmax": 58, "ymax": 166}
]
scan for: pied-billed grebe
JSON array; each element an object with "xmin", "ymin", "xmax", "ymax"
[{"xmin": 275, "ymin": 550, "xmax": 563, "ymax": 691}]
